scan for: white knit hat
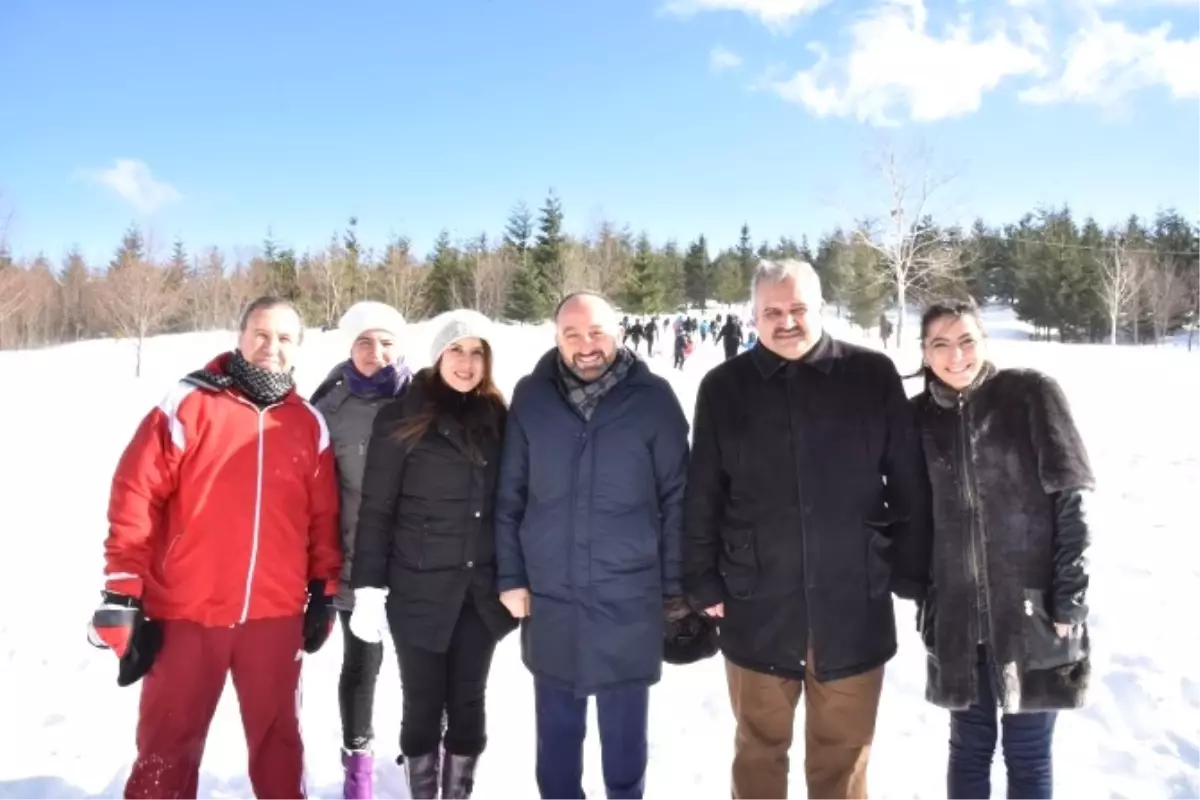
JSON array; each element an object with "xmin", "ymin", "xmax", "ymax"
[
  {"xmin": 430, "ymin": 309, "xmax": 493, "ymax": 363},
  {"xmin": 338, "ymin": 301, "xmax": 406, "ymax": 339}
]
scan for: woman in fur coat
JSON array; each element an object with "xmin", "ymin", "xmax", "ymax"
[{"xmin": 911, "ymin": 299, "xmax": 1094, "ymax": 800}]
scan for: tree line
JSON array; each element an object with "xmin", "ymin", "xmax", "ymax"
[{"xmin": 1, "ymin": 190, "xmax": 1197, "ymax": 370}]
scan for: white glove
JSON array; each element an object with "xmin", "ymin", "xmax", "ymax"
[{"xmin": 348, "ymin": 587, "xmax": 389, "ymax": 644}]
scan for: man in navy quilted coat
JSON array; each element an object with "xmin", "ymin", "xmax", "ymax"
[{"xmin": 494, "ymin": 292, "xmax": 690, "ymax": 800}]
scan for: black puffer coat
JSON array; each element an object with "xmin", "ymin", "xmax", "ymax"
[
  {"xmin": 913, "ymin": 364, "xmax": 1094, "ymax": 712},
  {"xmin": 351, "ymin": 369, "xmax": 517, "ymax": 652}
]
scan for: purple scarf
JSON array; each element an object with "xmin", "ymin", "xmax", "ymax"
[{"xmin": 341, "ymin": 359, "xmax": 412, "ymax": 399}]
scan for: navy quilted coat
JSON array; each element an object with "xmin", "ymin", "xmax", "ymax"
[{"xmin": 494, "ymin": 348, "xmax": 690, "ymax": 696}]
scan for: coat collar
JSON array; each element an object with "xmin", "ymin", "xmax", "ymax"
[{"xmin": 749, "ymin": 331, "xmax": 836, "ymax": 379}]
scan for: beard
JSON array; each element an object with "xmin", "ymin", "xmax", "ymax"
[{"xmin": 569, "ymin": 350, "xmax": 614, "ymax": 380}]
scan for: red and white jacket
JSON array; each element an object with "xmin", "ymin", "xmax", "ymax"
[{"xmin": 103, "ymin": 353, "xmax": 342, "ymax": 627}]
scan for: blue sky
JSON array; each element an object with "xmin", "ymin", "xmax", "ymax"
[{"xmin": 1, "ymin": 0, "xmax": 1197, "ymax": 266}]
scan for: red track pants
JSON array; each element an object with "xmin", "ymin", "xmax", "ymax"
[{"xmin": 123, "ymin": 616, "xmax": 305, "ymax": 799}]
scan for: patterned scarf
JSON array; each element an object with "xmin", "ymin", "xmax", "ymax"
[
  {"xmin": 342, "ymin": 359, "xmax": 412, "ymax": 399},
  {"xmin": 557, "ymin": 347, "xmax": 635, "ymax": 421},
  {"xmin": 191, "ymin": 350, "xmax": 295, "ymax": 407}
]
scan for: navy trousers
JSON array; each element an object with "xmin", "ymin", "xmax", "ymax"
[
  {"xmin": 948, "ymin": 648, "xmax": 1057, "ymax": 799},
  {"xmin": 534, "ymin": 679, "xmax": 649, "ymax": 799}
]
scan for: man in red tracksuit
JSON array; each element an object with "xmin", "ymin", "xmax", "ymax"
[{"xmin": 90, "ymin": 296, "xmax": 342, "ymax": 799}]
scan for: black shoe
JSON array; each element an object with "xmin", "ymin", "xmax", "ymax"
[
  {"xmin": 441, "ymin": 754, "xmax": 479, "ymax": 799},
  {"xmin": 401, "ymin": 751, "xmax": 440, "ymax": 799}
]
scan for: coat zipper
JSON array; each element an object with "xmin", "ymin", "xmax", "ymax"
[
  {"xmin": 957, "ymin": 393, "xmax": 997, "ymax": 690},
  {"xmin": 785, "ymin": 374, "xmax": 812, "ymax": 673},
  {"xmin": 231, "ymin": 394, "xmax": 280, "ymax": 626}
]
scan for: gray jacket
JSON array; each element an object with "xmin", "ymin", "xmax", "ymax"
[{"xmin": 312, "ymin": 363, "xmax": 407, "ymax": 610}]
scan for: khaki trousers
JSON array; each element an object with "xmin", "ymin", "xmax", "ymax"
[{"xmin": 726, "ymin": 656, "xmax": 884, "ymax": 799}]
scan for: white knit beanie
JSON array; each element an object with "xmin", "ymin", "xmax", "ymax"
[
  {"xmin": 338, "ymin": 301, "xmax": 407, "ymax": 339},
  {"xmin": 430, "ymin": 309, "xmax": 493, "ymax": 363}
]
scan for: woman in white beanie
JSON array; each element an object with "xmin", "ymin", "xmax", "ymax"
[
  {"xmin": 349, "ymin": 309, "xmax": 518, "ymax": 799},
  {"xmin": 311, "ymin": 300, "xmax": 412, "ymax": 799}
]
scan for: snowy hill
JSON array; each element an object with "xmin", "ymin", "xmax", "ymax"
[{"xmin": 1, "ymin": 308, "xmax": 1196, "ymax": 799}]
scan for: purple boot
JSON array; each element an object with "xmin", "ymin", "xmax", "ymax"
[{"xmin": 342, "ymin": 749, "xmax": 374, "ymax": 800}]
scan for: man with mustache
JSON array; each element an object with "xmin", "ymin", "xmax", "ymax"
[
  {"xmin": 682, "ymin": 260, "xmax": 933, "ymax": 799},
  {"xmin": 495, "ymin": 291, "xmax": 690, "ymax": 800}
]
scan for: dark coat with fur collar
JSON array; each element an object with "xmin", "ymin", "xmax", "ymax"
[{"xmin": 912, "ymin": 364, "xmax": 1094, "ymax": 713}]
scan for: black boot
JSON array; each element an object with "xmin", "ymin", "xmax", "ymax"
[
  {"xmin": 401, "ymin": 751, "xmax": 440, "ymax": 799},
  {"xmin": 441, "ymin": 753, "xmax": 479, "ymax": 799}
]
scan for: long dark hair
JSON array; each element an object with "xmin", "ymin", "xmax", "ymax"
[
  {"xmin": 393, "ymin": 340, "xmax": 506, "ymax": 463},
  {"xmin": 907, "ymin": 297, "xmax": 987, "ymax": 388}
]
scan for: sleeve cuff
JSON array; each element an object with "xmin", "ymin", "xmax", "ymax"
[
  {"xmin": 685, "ymin": 575, "xmax": 725, "ymax": 610},
  {"xmin": 497, "ymin": 575, "xmax": 529, "ymax": 593},
  {"xmin": 105, "ymin": 573, "xmax": 144, "ymax": 600}
]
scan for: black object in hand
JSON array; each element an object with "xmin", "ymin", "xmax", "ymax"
[{"xmin": 303, "ymin": 580, "xmax": 334, "ymax": 654}]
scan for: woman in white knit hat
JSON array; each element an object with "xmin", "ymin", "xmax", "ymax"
[
  {"xmin": 348, "ymin": 309, "xmax": 518, "ymax": 799},
  {"xmin": 311, "ymin": 300, "xmax": 413, "ymax": 800}
]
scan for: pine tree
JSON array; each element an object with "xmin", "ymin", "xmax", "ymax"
[
  {"xmin": 533, "ymin": 191, "xmax": 566, "ymax": 303},
  {"xmin": 109, "ymin": 224, "xmax": 145, "ymax": 273},
  {"xmin": 683, "ymin": 235, "xmax": 712, "ymax": 310},
  {"xmin": 737, "ymin": 224, "xmax": 756, "ymax": 297},
  {"xmin": 622, "ymin": 234, "xmax": 662, "ymax": 314},
  {"xmin": 424, "ymin": 230, "xmax": 466, "ymax": 315}
]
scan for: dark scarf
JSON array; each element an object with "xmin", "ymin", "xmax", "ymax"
[
  {"xmin": 929, "ymin": 360, "xmax": 998, "ymax": 409},
  {"xmin": 191, "ymin": 350, "xmax": 295, "ymax": 408},
  {"xmin": 342, "ymin": 359, "xmax": 412, "ymax": 399},
  {"xmin": 557, "ymin": 347, "xmax": 635, "ymax": 421}
]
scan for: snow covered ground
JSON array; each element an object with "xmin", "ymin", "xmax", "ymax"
[{"xmin": 1, "ymin": 307, "xmax": 1196, "ymax": 799}]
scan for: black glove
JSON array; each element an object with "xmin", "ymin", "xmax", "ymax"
[
  {"xmin": 87, "ymin": 591, "xmax": 162, "ymax": 687},
  {"xmin": 303, "ymin": 580, "xmax": 334, "ymax": 654}
]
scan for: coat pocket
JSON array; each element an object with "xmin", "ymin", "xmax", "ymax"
[
  {"xmin": 863, "ymin": 522, "xmax": 893, "ymax": 598},
  {"xmin": 917, "ymin": 586, "xmax": 936, "ymax": 654},
  {"xmin": 1022, "ymin": 588, "xmax": 1086, "ymax": 671},
  {"xmin": 717, "ymin": 527, "xmax": 758, "ymax": 600}
]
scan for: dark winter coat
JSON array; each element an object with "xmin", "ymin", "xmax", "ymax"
[
  {"xmin": 683, "ymin": 335, "xmax": 933, "ymax": 682},
  {"xmin": 351, "ymin": 369, "xmax": 517, "ymax": 653},
  {"xmin": 494, "ymin": 348, "xmax": 690, "ymax": 696},
  {"xmin": 913, "ymin": 364, "xmax": 1094, "ymax": 712},
  {"xmin": 717, "ymin": 321, "xmax": 741, "ymax": 356},
  {"xmin": 312, "ymin": 363, "xmax": 410, "ymax": 610}
]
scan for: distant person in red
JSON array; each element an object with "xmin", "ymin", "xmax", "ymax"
[{"xmin": 89, "ymin": 296, "xmax": 342, "ymax": 800}]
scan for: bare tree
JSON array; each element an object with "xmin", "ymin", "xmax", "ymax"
[
  {"xmin": 377, "ymin": 236, "xmax": 425, "ymax": 319},
  {"xmin": 100, "ymin": 254, "xmax": 183, "ymax": 376},
  {"xmin": 467, "ymin": 235, "xmax": 510, "ymax": 318},
  {"xmin": 0, "ymin": 266, "xmax": 27, "ymax": 348},
  {"xmin": 1096, "ymin": 238, "xmax": 1144, "ymax": 346},
  {"xmin": 1143, "ymin": 255, "xmax": 1187, "ymax": 344},
  {"xmin": 854, "ymin": 141, "xmax": 960, "ymax": 345}
]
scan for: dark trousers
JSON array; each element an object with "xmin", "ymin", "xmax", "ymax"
[
  {"xmin": 948, "ymin": 648, "xmax": 1057, "ymax": 799},
  {"xmin": 534, "ymin": 679, "xmax": 649, "ymax": 800},
  {"xmin": 338, "ymin": 610, "xmax": 384, "ymax": 751},
  {"xmin": 393, "ymin": 599, "xmax": 498, "ymax": 758},
  {"xmin": 124, "ymin": 616, "xmax": 304, "ymax": 799},
  {"xmin": 673, "ymin": 351, "xmax": 685, "ymax": 369}
]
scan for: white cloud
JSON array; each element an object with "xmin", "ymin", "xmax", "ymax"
[
  {"xmin": 663, "ymin": 0, "xmax": 830, "ymax": 29},
  {"xmin": 710, "ymin": 45, "xmax": 745, "ymax": 73},
  {"xmin": 771, "ymin": 0, "xmax": 1047, "ymax": 125},
  {"xmin": 1020, "ymin": 18, "xmax": 1200, "ymax": 106},
  {"xmin": 84, "ymin": 159, "xmax": 181, "ymax": 213}
]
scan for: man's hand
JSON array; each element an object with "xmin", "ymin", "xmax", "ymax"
[
  {"xmin": 1054, "ymin": 622, "xmax": 1077, "ymax": 639},
  {"xmin": 704, "ymin": 603, "xmax": 724, "ymax": 618},
  {"xmin": 302, "ymin": 581, "xmax": 334, "ymax": 654},
  {"xmin": 500, "ymin": 588, "xmax": 531, "ymax": 619},
  {"xmin": 664, "ymin": 595, "xmax": 691, "ymax": 623}
]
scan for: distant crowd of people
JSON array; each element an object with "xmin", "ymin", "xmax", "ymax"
[
  {"xmin": 88, "ymin": 258, "xmax": 1093, "ymax": 800},
  {"xmin": 619, "ymin": 312, "xmax": 758, "ymax": 369}
]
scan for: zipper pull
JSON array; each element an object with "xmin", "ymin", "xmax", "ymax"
[{"xmin": 1024, "ymin": 598, "xmax": 1034, "ymax": 616}]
